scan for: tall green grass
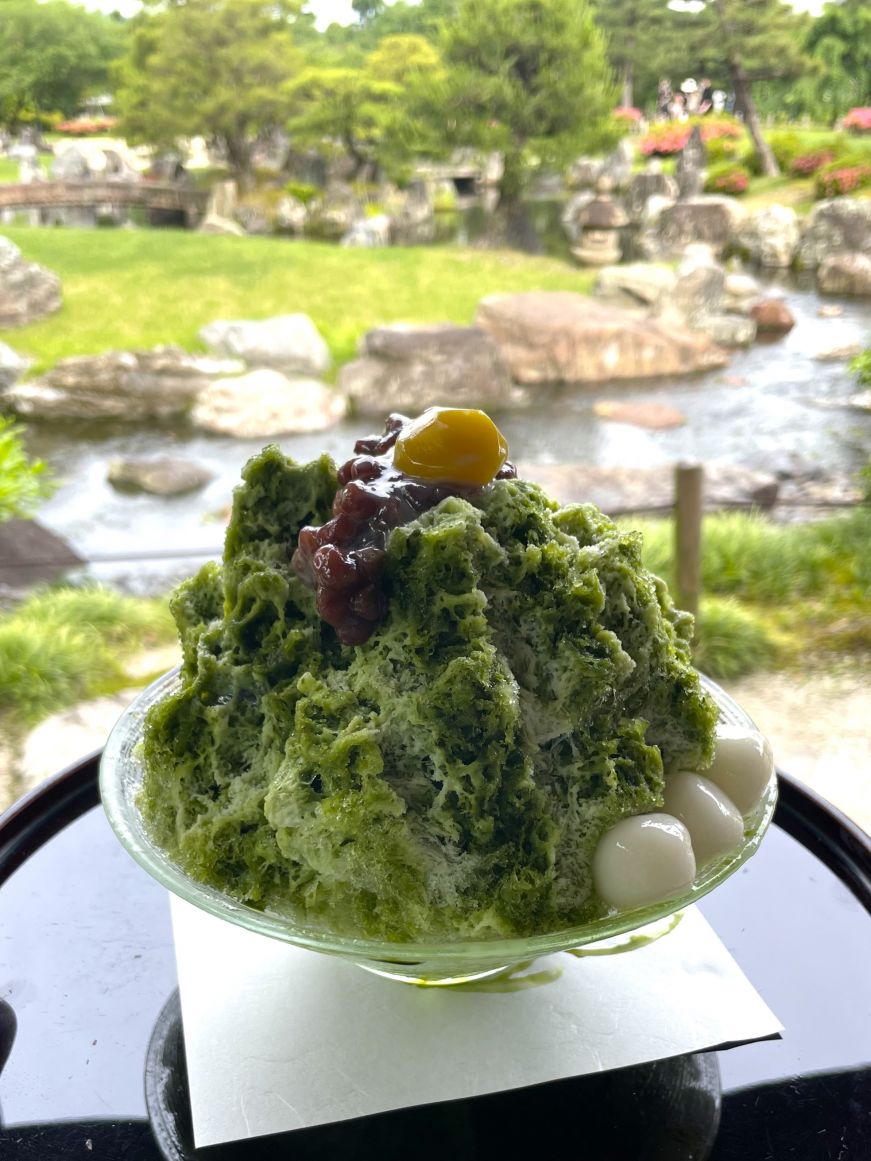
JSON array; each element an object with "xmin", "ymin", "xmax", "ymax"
[
  {"xmin": 0, "ymin": 586, "xmax": 174, "ymax": 730},
  {"xmin": 0, "ymin": 227, "xmax": 594, "ymax": 372},
  {"xmin": 627, "ymin": 508, "xmax": 871, "ymax": 679}
]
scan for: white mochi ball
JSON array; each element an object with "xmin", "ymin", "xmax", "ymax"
[
  {"xmin": 592, "ymin": 814, "xmax": 697, "ymax": 911},
  {"xmin": 663, "ymin": 772, "xmax": 744, "ymax": 866},
  {"xmin": 705, "ymin": 725, "xmax": 774, "ymax": 815}
]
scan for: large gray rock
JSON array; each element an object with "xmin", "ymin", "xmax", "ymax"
[
  {"xmin": 3, "ymin": 347, "xmax": 242, "ymax": 421},
  {"xmin": 695, "ymin": 313, "xmax": 756, "ymax": 347},
  {"xmin": 0, "ymin": 236, "xmax": 62, "ymax": 327},
  {"xmin": 199, "ymin": 315, "xmax": 331, "ymax": 375},
  {"xmin": 657, "ymin": 196, "xmax": 744, "ymax": 258},
  {"xmin": 305, "ymin": 182, "xmax": 363, "ymax": 240},
  {"xmin": 341, "ymin": 214, "xmax": 392, "ymax": 248},
  {"xmin": 817, "ymin": 252, "xmax": 871, "ymax": 296},
  {"xmin": 601, "ymin": 139, "xmax": 634, "ymax": 191},
  {"xmin": 669, "ymin": 250, "xmax": 726, "ymax": 325},
  {"xmin": 594, "ymin": 263, "xmax": 677, "ymax": 311},
  {"xmin": 797, "ymin": 199, "xmax": 871, "ymax": 269},
  {"xmin": 476, "ymin": 292, "xmax": 729, "ymax": 384},
  {"xmin": 387, "ymin": 182, "xmax": 436, "ymax": 245},
  {"xmin": 205, "ymin": 180, "xmax": 238, "ymax": 221},
  {"xmin": 191, "ymin": 370, "xmax": 345, "ymax": 437},
  {"xmin": 107, "ymin": 456, "xmax": 214, "ymax": 496},
  {"xmin": 275, "ymin": 194, "xmax": 307, "ymax": 235},
  {"xmin": 339, "ymin": 323, "xmax": 516, "ymax": 415},
  {"xmin": 561, "ymin": 191, "xmax": 595, "ymax": 245},
  {"xmin": 0, "ymin": 341, "xmax": 30, "ymax": 390},
  {"xmin": 624, "ymin": 170, "xmax": 678, "ymax": 223},
  {"xmin": 49, "ymin": 146, "xmax": 91, "ymax": 181},
  {"xmin": 198, "ymin": 214, "xmax": 246, "ymax": 236},
  {"xmin": 735, "ymin": 205, "xmax": 800, "ymax": 268}
]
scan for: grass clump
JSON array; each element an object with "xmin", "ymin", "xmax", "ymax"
[
  {"xmin": 0, "ymin": 227, "xmax": 595, "ymax": 372},
  {"xmin": 626, "ymin": 508, "xmax": 871, "ymax": 679},
  {"xmin": 0, "ymin": 586, "xmax": 174, "ymax": 732}
]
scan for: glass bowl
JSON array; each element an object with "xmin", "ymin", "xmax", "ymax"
[{"xmin": 100, "ymin": 669, "xmax": 777, "ymax": 986}]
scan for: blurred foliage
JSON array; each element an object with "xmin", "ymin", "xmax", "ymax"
[
  {"xmin": 0, "ymin": 0, "xmax": 125, "ymax": 130},
  {"xmin": 0, "ymin": 417, "xmax": 53, "ymax": 524},
  {"xmin": 437, "ymin": 0, "xmax": 619, "ymax": 205},
  {"xmin": 115, "ymin": 0, "xmax": 305, "ymax": 182},
  {"xmin": 0, "ymin": 586, "xmax": 174, "ymax": 730},
  {"xmin": 627, "ymin": 508, "xmax": 871, "ymax": 679}
]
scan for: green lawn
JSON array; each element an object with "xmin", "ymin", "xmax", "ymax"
[
  {"xmin": 0, "ymin": 227, "xmax": 594, "ymax": 371},
  {"xmin": 0, "ymin": 155, "xmax": 53, "ymax": 183}
]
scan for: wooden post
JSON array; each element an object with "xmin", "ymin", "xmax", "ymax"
[{"xmin": 675, "ymin": 462, "xmax": 703, "ymax": 622}]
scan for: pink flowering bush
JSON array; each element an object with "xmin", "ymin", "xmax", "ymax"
[
  {"xmin": 705, "ymin": 163, "xmax": 750, "ymax": 196},
  {"xmin": 843, "ymin": 108, "xmax": 871, "ymax": 134},
  {"xmin": 791, "ymin": 151, "xmax": 835, "ymax": 176},
  {"xmin": 816, "ymin": 163, "xmax": 871, "ymax": 198},
  {"xmin": 640, "ymin": 117, "xmax": 744, "ymax": 157},
  {"xmin": 57, "ymin": 117, "xmax": 118, "ymax": 136}
]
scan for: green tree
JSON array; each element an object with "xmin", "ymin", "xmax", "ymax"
[
  {"xmin": 802, "ymin": 0, "xmax": 871, "ymax": 121},
  {"xmin": 592, "ymin": 0, "xmax": 671, "ymax": 110},
  {"xmin": 672, "ymin": 0, "xmax": 812, "ymax": 176},
  {"xmin": 351, "ymin": 0, "xmax": 385, "ymax": 24},
  {"xmin": 438, "ymin": 0, "xmax": 618, "ymax": 207},
  {"xmin": 0, "ymin": 418, "xmax": 53, "ymax": 524},
  {"xmin": 115, "ymin": 0, "xmax": 303, "ymax": 183},
  {"xmin": 287, "ymin": 36, "xmax": 444, "ymax": 180},
  {"xmin": 0, "ymin": 0, "xmax": 125, "ymax": 129}
]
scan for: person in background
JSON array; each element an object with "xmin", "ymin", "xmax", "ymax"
[
  {"xmin": 698, "ymin": 79, "xmax": 714, "ymax": 115},
  {"xmin": 669, "ymin": 91, "xmax": 687, "ymax": 122},
  {"xmin": 657, "ymin": 77, "xmax": 673, "ymax": 121},
  {"xmin": 681, "ymin": 78, "xmax": 700, "ymax": 115},
  {"xmin": 712, "ymin": 89, "xmax": 727, "ymax": 114}
]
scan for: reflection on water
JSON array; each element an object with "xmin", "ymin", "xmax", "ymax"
[{"xmin": 21, "ymin": 278, "xmax": 871, "ymax": 596}]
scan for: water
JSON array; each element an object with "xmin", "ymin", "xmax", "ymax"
[{"xmin": 21, "ymin": 279, "xmax": 871, "ymax": 596}]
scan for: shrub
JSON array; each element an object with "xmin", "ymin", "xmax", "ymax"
[
  {"xmin": 639, "ymin": 116, "xmax": 744, "ymax": 157},
  {"xmin": 0, "ymin": 586, "xmax": 174, "ymax": 728},
  {"xmin": 843, "ymin": 107, "xmax": 871, "ymax": 134},
  {"xmin": 705, "ymin": 162, "xmax": 750, "ymax": 195},
  {"xmin": 815, "ymin": 162, "xmax": 871, "ymax": 198},
  {"xmin": 613, "ymin": 106, "xmax": 643, "ymax": 124},
  {"xmin": 0, "ymin": 417, "xmax": 54, "ymax": 523},
  {"xmin": 791, "ymin": 150, "xmax": 835, "ymax": 176},
  {"xmin": 762, "ymin": 129, "xmax": 804, "ymax": 172},
  {"xmin": 56, "ymin": 117, "xmax": 118, "ymax": 136},
  {"xmin": 692, "ymin": 597, "xmax": 781, "ymax": 680},
  {"xmin": 284, "ymin": 180, "xmax": 319, "ymax": 205},
  {"xmin": 705, "ymin": 136, "xmax": 741, "ymax": 164},
  {"xmin": 852, "ymin": 348, "xmax": 871, "ymax": 387}
]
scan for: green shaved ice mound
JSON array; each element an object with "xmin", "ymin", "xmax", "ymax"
[{"xmin": 141, "ymin": 445, "xmax": 717, "ymax": 940}]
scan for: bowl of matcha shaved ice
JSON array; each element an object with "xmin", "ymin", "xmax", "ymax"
[{"xmin": 101, "ymin": 408, "xmax": 776, "ymax": 984}]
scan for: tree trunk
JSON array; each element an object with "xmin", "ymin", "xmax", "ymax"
[
  {"xmin": 712, "ymin": 0, "xmax": 779, "ymax": 179},
  {"xmin": 224, "ymin": 133, "xmax": 254, "ymax": 191},
  {"xmin": 730, "ymin": 58, "xmax": 779, "ymax": 178},
  {"xmin": 621, "ymin": 60, "xmax": 634, "ymax": 110},
  {"xmin": 497, "ymin": 148, "xmax": 527, "ymax": 210}
]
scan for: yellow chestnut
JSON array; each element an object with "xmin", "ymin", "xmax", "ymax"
[{"xmin": 393, "ymin": 407, "xmax": 509, "ymax": 486}]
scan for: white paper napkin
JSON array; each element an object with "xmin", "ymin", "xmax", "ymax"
[{"xmin": 170, "ymin": 897, "xmax": 782, "ymax": 1148}]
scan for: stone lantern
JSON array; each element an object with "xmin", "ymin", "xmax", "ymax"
[{"xmin": 572, "ymin": 176, "xmax": 628, "ymax": 266}]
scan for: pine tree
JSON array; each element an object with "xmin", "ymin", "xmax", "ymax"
[
  {"xmin": 675, "ymin": 0, "xmax": 812, "ymax": 176},
  {"xmin": 439, "ymin": 0, "xmax": 618, "ymax": 207},
  {"xmin": 591, "ymin": 0, "xmax": 671, "ymax": 110}
]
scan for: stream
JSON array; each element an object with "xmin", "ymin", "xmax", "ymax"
[{"xmin": 21, "ymin": 276, "xmax": 871, "ymax": 597}]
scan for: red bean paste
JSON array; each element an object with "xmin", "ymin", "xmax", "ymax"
[{"xmin": 291, "ymin": 413, "xmax": 516, "ymax": 645}]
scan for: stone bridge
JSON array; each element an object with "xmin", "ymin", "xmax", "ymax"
[{"xmin": 0, "ymin": 181, "xmax": 209, "ymax": 226}]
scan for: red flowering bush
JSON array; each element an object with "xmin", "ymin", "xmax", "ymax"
[
  {"xmin": 56, "ymin": 117, "xmax": 118, "ymax": 136},
  {"xmin": 705, "ymin": 163, "xmax": 750, "ymax": 196},
  {"xmin": 843, "ymin": 108, "xmax": 871, "ymax": 134},
  {"xmin": 640, "ymin": 117, "xmax": 744, "ymax": 156},
  {"xmin": 791, "ymin": 151, "xmax": 835, "ymax": 176},
  {"xmin": 815, "ymin": 163, "xmax": 871, "ymax": 198}
]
